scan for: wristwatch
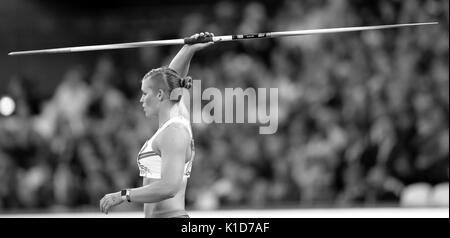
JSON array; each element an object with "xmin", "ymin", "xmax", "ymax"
[{"xmin": 121, "ymin": 189, "xmax": 131, "ymax": 202}]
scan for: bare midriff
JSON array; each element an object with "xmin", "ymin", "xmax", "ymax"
[{"xmin": 143, "ymin": 177, "xmax": 188, "ymax": 218}]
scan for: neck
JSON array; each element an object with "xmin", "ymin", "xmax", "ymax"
[{"xmin": 158, "ymin": 101, "xmax": 180, "ymax": 127}]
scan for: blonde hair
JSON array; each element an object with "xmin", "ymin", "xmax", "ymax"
[{"xmin": 143, "ymin": 66, "xmax": 192, "ymax": 102}]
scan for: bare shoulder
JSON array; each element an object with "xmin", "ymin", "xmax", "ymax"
[
  {"xmin": 155, "ymin": 123, "xmax": 190, "ymax": 150},
  {"xmin": 163, "ymin": 123, "xmax": 190, "ymax": 141}
]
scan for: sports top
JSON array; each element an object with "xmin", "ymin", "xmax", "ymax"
[{"xmin": 137, "ymin": 116, "xmax": 194, "ymax": 179}]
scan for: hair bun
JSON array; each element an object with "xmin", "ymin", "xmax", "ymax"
[{"xmin": 180, "ymin": 76, "xmax": 193, "ymax": 89}]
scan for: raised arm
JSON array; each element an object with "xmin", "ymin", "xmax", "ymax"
[{"xmin": 168, "ymin": 32, "xmax": 214, "ymax": 77}]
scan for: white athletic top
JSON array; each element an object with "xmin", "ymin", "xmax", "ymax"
[{"xmin": 137, "ymin": 117, "xmax": 194, "ymax": 179}]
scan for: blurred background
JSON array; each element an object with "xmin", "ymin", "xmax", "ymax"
[{"xmin": 0, "ymin": 0, "xmax": 448, "ymax": 216}]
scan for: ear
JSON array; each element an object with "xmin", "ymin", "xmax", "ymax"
[{"xmin": 157, "ymin": 89, "xmax": 164, "ymax": 101}]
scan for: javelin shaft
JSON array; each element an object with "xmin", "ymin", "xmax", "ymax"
[
  {"xmin": 8, "ymin": 22, "xmax": 438, "ymax": 56},
  {"xmin": 8, "ymin": 39, "xmax": 185, "ymax": 56},
  {"xmin": 268, "ymin": 22, "xmax": 438, "ymax": 37},
  {"xmin": 214, "ymin": 22, "xmax": 438, "ymax": 41}
]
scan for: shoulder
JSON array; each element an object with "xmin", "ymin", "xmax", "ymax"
[
  {"xmin": 156, "ymin": 123, "xmax": 190, "ymax": 149},
  {"xmin": 164, "ymin": 123, "xmax": 190, "ymax": 140}
]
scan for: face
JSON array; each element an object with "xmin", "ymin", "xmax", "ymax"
[{"xmin": 140, "ymin": 78, "xmax": 162, "ymax": 118}]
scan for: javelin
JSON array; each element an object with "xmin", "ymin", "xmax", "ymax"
[{"xmin": 8, "ymin": 22, "xmax": 438, "ymax": 56}]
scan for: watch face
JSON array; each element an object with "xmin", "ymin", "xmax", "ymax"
[{"xmin": 121, "ymin": 190, "xmax": 126, "ymax": 196}]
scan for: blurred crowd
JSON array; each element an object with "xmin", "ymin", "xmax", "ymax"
[{"xmin": 0, "ymin": 0, "xmax": 448, "ymax": 211}]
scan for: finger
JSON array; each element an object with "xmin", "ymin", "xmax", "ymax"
[
  {"xmin": 102, "ymin": 199, "xmax": 109, "ymax": 214},
  {"xmin": 200, "ymin": 32, "xmax": 205, "ymax": 36},
  {"xmin": 104, "ymin": 203, "xmax": 110, "ymax": 214},
  {"xmin": 100, "ymin": 198, "xmax": 106, "ymax": 213},
  {"xmin": 101, "ymin": 200, "xmax": 105, "ymax": 213},
  {"xmin": 105, "ymin": 202, "xmax": 112, "ymax": 214},
  {"xmin": 194, "ymin": 33, "xmax": 199, "ymax": 39}
]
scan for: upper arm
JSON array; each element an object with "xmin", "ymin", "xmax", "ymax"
[
  {"xmin": 157, "ymin": 124, "xmax": 190, "ymax": 194},
  {"xmin": 168, "ymin": 46, "xmax": 194, "ymax": 78}
]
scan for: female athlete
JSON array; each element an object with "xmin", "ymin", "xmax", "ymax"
[{"xmin": 99, "ymin": 32, "xmax": 214, "ymax": 218}]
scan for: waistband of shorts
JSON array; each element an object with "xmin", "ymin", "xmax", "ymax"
[{"xmin": 150, "ymin": 210, "xmax": 188, "ymax": 218}]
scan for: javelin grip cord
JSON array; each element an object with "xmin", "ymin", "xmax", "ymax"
[
  {"xmin": 184, "ymin": 33, "xmax": 271, "ymax": 45},
  {"xmin": 232, "ymin": 33, "xmax": 269, "ymax": 40}
]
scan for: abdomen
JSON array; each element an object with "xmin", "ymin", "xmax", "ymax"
[{"xmin": 142, "ymin": 177, "xmax": 188, "ymax": 218}]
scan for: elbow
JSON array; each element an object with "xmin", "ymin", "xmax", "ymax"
[
  {"xmin": 166, "ymin": 191, "xmax": 177, "ymax": 199},
  {"xmin": 165, "ymin": 189, "xmax": 177, "ymax": 199},
  {"xmin": 164, "ymin": 184, "xmax": 181, "ymax": 199}
]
